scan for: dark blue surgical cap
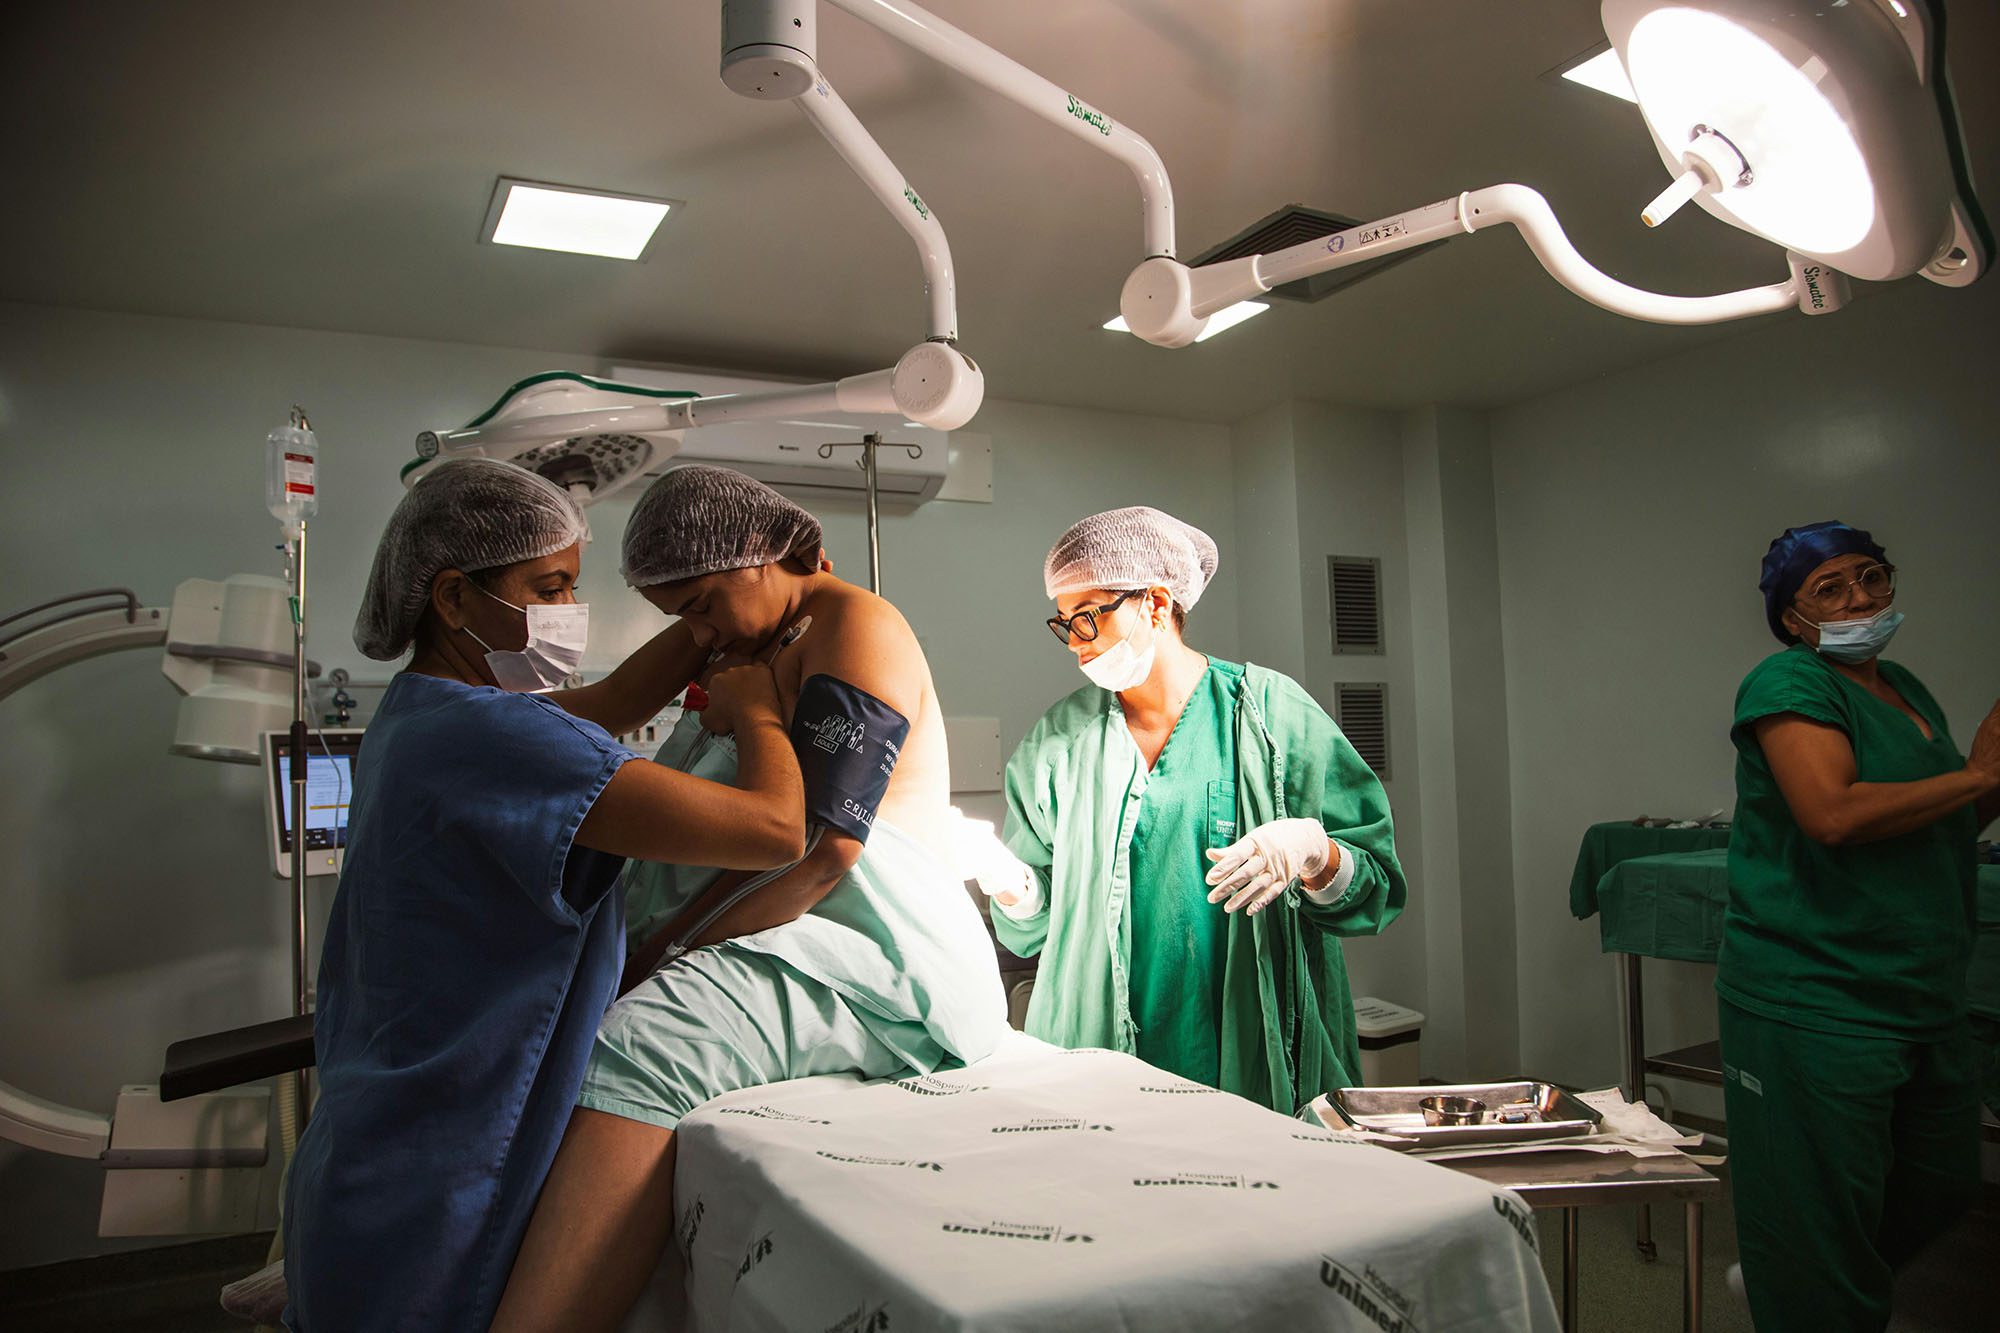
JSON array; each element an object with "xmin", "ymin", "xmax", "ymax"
[{"xmin": 1758, "ymin": 520, "xmax": 1886, "ymax": 644}]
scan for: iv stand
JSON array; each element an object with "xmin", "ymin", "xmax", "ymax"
[
  {"xmin": 285, "ymin": 408, "xmax": 313, "ymax": 1129},
  {"xmin": 818, "ymin": 433, "xmax": 926, "ymax": 595}
]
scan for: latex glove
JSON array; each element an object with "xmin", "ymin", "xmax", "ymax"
[
  {"xmin": 1205, "ymin": 817, "xmax": 1331, "ymax": 916},
  {"xmin": 952, "ymin": 814, "xmax": 1043, "ymax": 918}
]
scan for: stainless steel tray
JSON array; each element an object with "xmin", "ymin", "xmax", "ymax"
[{"xmin": 1331, "ymin": 1081, "xmax": 1602, "ymax": 1148}]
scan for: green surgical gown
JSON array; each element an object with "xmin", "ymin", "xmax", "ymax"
[{"xmin": 994, "ymin": 660, "xmax": 1407, "ymax": 1113}]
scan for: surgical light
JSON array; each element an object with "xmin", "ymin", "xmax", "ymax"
[
  {"xmin": 482, "ymin": 179, "xmax": 677, "ymax": 261},
  {"xmin": 1605, "ymin": 0, "xmax": 1985, "ymax": 284},
  {"xmin": 1559, "ymin": 48, "xmax": 1639, "ymax": 103}
]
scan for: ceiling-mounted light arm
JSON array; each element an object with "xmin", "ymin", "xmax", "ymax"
[
  {"xmin": 824, "ymin": 0, "xmax": 1176, "ymax": 259},
  {"xmin": 409, "ymin": 341, "xmax": 985, "ymax": 493},
  {"xmin": 1119, "ymin": 183, "xmax": 1825, "ymax": 347},
  {"xmin": 792, "ymin": 72, "xmax": 958, "ymax": 342}
]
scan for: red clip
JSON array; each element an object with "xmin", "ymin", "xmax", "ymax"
[{"xmin": 683, "ymin": 682, "xmax": 710, "ymax": 712}]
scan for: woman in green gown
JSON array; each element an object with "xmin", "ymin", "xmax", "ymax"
[
  {"xmin": 963, "ymin": 506, "xmax": 1407, "ymax": 1114},
  {"xmin": 1722, "ymin": 519, "xmax": 2000, "ymax": 1331}
]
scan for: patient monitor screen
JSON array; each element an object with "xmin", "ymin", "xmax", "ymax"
[{"xmin": 266, "ymin": 731, "xmax": 363, "ymax": 872}]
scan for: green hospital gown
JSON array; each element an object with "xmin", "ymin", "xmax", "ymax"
[{"xmin": 1127, "ymin": 660, "xmax": 1238, "ymax": 1087}]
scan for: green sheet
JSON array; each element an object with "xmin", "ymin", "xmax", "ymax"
[
  {"xmin": 1568, "ymin": 820, "xmax": 1731, "ymax": 920},
  {"xmin": 1594, "ymin": 848, "xmax": 1731, "ymax": 963}
]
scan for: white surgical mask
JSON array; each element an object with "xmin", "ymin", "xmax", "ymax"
[
  {"xmin": 463, "ymin": 586, "xmax": 589, "ymax": 692},
  {"xmin": 1806, "ymin": 606, "xmax": 1904, "ymax": 665},
  {"xmin": 1079, "ymin": 606, "xmax": 1157, "ymax": 692}
]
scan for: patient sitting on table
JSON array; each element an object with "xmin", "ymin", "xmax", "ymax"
[{"xmin": 494, "ymin": 466, "xmax": 1008, "ymax": 1332}]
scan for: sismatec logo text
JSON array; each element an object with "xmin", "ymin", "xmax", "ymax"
[{"xmin": 1064, "ymin": 93, "xmax": 1113, "ymax": 136}]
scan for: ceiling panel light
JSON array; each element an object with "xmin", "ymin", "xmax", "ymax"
[
  {"xmin": 1103, "ymin": 300, "xmax": 1268, "ymax": 342},
  {"xmin": 1559, "ymin": 47, "xmax": 1638, "ymax": 103},
  {"xmin": 481, "ymin": 178, "xmax": 679, "ymax": 261}
]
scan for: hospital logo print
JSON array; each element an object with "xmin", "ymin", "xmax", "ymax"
[
  {"xmin": 718, "ymin": 1104, "xmax": 833, "ymax": 1126},
  {"xmin": 1319, "ymin": 1256, "xmax": 1422, "ymax": 1333},
  {"xmin": 990, "ymin": 1117, "xmax": 1113, "ymax": 1135},
  {"xmin": 891, "ymin": 1074, "xmax": 988, "ymax": 1097},
  {"xmin": 1491, "ymin": 1195, "xmax": 1538, "ymax": 1253},
  {"xmin": 817, "ymin": 1150, "xmax": 944, "ymax": 1173},
  {"xmin": 825, "ymin": 1301, "xmax": 892, "ymax": 1333},
  {"xmin": 1137, "ymin": 1081, "xmax": 1221, "ymax": 1095},
  {"xmin": 737, "ymin": 1232, "xmax": 775, "ymax": 1280},
  {"xmin": 677, "ymin": 1195, "xmax": 706, "ymax": 1260},
  {"xmin": 1132, "ymin": 1172, "xmax": 1279, "ymax": 1191},
  {"xmin": 940, "ymin": 1219, "xmax": 1095, "ymax": 1245}
]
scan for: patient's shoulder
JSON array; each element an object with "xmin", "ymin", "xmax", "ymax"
[{"xmin": 795, "ymin": 579, "xmax": 926, "ymax": 708}]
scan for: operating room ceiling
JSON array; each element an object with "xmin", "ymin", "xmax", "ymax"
[{"xmin": 3, "ymin": 0, "xmax": 1994, "ymax": 422}]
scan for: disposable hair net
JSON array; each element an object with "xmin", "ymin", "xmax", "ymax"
[
  {"xmin": 1043, "ymin": 506, "xmax": 1220, "ymax": 609},
  {"xmin": 353, "ymin": 459, "xmax": 587, "ymax": 661},
  {"xmin": 620, "ymin": 464, "xmax": 824, "ymax": 588}
]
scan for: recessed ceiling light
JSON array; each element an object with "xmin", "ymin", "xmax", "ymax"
[
  {"xmin": 1558, "ymin": 47, "xmax": 1638, "ymax": 103},
  {"xmin": 1102, "ymin": 300, "xmax": 1269, "ymax": 342},
  {"xmin": 481, "ymin": 178, "xmax": 679, "ymax": 261}
]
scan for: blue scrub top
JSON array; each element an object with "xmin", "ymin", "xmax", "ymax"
[{"xmin": 283, "ymin": 673, "xmax": 632, "ymax": 1332}]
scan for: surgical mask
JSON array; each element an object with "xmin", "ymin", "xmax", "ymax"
[
  {"xmin": 1806, "ymin": 607, "xmax": 1903, "ymax": 664},
  {"xmin": 1078, "ymin": 607, "xmax": 1157, "ymax": 692},
  {"xmin": 463, "ymin": 586, "xmax": 589, "ymax": 692}
]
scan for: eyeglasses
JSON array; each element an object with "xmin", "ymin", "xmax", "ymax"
[
  {"xmin": 1046, "ymin": 589, "xmax": 1145, "ymax": 645},
  {"xmin": 1794, "ymin": 563, "xmax": 1896, "ymax": 615}
]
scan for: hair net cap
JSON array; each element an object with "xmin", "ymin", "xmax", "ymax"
[
  {"xmin": 1044, "ymin": 506, "xmax": 1220, "ymax": 609},
  {"xmin": 620, "ymin": 465, "xmax": 825, "ymax": 588},
  {"xmin": 1758, "ymin": 519, "xmax": 1886, "ymax": 644},
  {"xmin": 354, "ymin": 459, "xmax": 587, "ymax": 661}
]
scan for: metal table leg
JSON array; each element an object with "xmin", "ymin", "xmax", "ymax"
[
  {"xmin": 1618, "ymin": 953, "xmax": 1658, "ymax": 1261},
  {"xmin": 1563, "ymin": 1206, "xmax": 1580, "ymax": 1332},
  {"xmin": 1684, "ymin": 1201, "xmax": 1704, "ymax": 1333}
]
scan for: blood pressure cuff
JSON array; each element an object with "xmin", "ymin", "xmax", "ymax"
[{"xmin": 789, "ymin": 673, "xmax": 909, "ymax": 844}]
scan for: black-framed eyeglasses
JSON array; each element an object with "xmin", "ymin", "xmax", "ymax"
[
  {"xmin": 1793, "ymin": 563, "xmax": 1896, "ymax": 616},
  {"xmin": 1046, "ymin": 589, "xmax": 1145, "ymax": 645}
]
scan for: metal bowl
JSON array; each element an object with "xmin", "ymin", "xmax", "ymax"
[{"xmin": 1419, "ymin": 1094, "xmax": 1487, "ymax": 1126}]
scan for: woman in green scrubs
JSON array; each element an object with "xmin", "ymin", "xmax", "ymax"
[
  {"xmin": 1723, "ymin": 520, "xmax": 2000, "ymax": 1331},
  {"xmin": 962, "ymin": 506, "xmax": 1407, "ymax": 1114}
]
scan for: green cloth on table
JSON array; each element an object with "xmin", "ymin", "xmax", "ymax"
[
  {"xmin": 1593, "ymin": 847, "xmax": 1730, "ymax": 963},
  {"xmin": 1721, "ymin": 645, "xmax": 1976, "ymax": 1041},
  {"xmin": 1126, "ymin": 660, "xmax": 1237, "ymax": 1088},
  {"xmin": 1568, "ymin": 820, "xmax": 1731, "ymax": 920},
  {"xmin": 993, "ymin": 661, "xmax": 1406, "ymax": 1115}
]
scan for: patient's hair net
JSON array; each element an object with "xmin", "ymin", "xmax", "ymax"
[
  {"xmin": 1044, "ymin": 506, "xmax": 1220, "ymax": 609},
  {"xmin": 1757, "ymin": 519, "xmax": 1887, "ymax": 644},
  {"xmin": 620, "ymin": 465, "xmax": 825, "ymax": 589},
  {"xmin": 353, "ymin": 459, "xmax": 587, "ymax": 661}
]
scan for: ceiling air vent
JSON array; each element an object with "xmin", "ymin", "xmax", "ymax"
[
  {"xmin": 1336, "ymin": 683, "xmax": 1391, "ymax": 780},
  {"xmin": 1328, "ymin": 556, "xmax": 1384, "ymax": 656},
  {"xmin": 1190, "ymin": 204, "xmax": 1447, "ymax": 303}
]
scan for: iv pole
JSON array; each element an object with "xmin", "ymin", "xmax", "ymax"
[
  {"xmin": 284, "ymin": 407, "xmax": 313, "ymax": 1129},
  {"xmin": 818, "ymin": 432, "xmax": 926, "ymax": 594}
]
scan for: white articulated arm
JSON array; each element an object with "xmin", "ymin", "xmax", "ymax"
[
  {"xmin": 792, "ymin": 75, "xmax": 958, "ymax": 342},
  {"xmin": 1463, "ymin": 185, "xmax": 1803, "ymax": 325},
  {"xmin": 1121, "ymin": 184, "xmax": 1814, "ymax": 346},
  {"xmin": 827, "ymin": 0, "xmax": 1176, "ymax": 258}
]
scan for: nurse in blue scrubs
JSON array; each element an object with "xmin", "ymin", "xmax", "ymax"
[{"xmin": 281, "ymin": 460, "xmax": 806, "ymax": 1333}]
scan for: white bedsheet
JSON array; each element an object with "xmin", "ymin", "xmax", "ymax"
[{"xmin": 627, "ymin": 1034, "xmax": 1560, "ymax": 1333}]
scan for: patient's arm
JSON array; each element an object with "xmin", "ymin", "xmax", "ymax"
[
  {"xmin": 551, "ymin": 619, "xmax": 706, "ymax": 736},
  {"xmin": 619, "ymin": 592, "xmax": 928, "ymax": 990},
  {"xmin": 619, "ymin": 834, "xmax": 862, "ymax": 991}
]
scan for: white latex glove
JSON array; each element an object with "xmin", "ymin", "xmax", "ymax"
[
  {"xmin": 951, "ymin": 814, "xmax": 1043, "ymax": 918},
  {"xmin": 1204, "ymin": 817, "xmax": 1332, "ymax": 916}
]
